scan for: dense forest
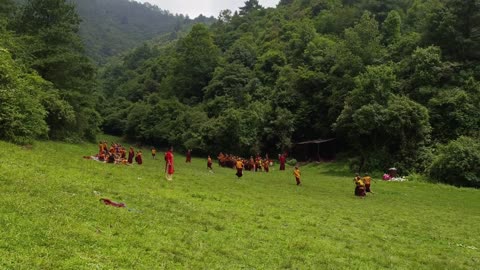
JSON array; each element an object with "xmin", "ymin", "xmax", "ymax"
[
  {"xmin": 74, "ymin": 0, "xmax": 214, "ymax": 63},
  {"xmin": 1, "ymin": 0, "xmax": 479, "ymax": 186},
  {"xmin": 12, "ymin": 0, "xmax": 215, "ymax": 63}
]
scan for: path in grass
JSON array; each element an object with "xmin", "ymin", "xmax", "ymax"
[{"xmin": 0, "ymin": 139, "xmax": 479, "ymax": 269}]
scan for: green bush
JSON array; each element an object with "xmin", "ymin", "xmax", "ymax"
[
  {"xmin": 0, "ymin": 49, "xmax": 48, "ymax": 144},
  {"xmin": 287, "ymin": 158, "xmax": 297, "ymax": 166},
  {"xmin": 429, "ymin": 137, "xmax": 480, "ymax": 187}
]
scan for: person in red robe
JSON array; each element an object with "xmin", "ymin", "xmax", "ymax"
[
  {"xmin": 128, "ymin": 147, "xmax": 134, "ymax": 164},
  {"xmin": 263, "ymin": 159, "xmax": 269, "ymax": 173},
  {"xmin": 165, "ymin": 146, "xmax": 175, "ymax": 181},
  {"xmin": 98, "ymin": 142, "xmax": 104, "ymax": 154},
  {"xmin": 279, "ymin": 154, "xmax": 286, "ymax": 171},
  {"xmin": 186, "ymin": 149, "xmax": 192, "ymax": 163},
  {"xmin": 207, "ymin": 155, "xmax": 213, "ymax": 171},
  {"xmin": 120, "ymin": 147, "xmax": 126, "ymax": 159},
  {"xmin": 135, "ymin": 151, "xmax": 143, "ymax": 165}
]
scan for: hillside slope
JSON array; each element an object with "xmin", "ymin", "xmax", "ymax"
[{"xmin": 0, "ymin": 139, "xmax": 479, "ymax": 268}]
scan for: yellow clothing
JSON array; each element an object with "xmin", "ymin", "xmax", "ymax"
[
  {"xmin": 294, "ymin": 169, "xmax": 301, "ymax": 178},
  {"xmin": 152, "ymin": 149, "xmax": 156, "ymax": 154},
  {"xmin": 363, "ymin": 176, "xmax": 372, "ymax": 185},
  {"xmin": 356, "ymin": 179, "xmax": 365, "ymax": 187},
  {"xmin": 236, "ymin": 160, "xmax": 244, "ymax": 169}
]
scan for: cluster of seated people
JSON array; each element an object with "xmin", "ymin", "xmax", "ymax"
[
  {"xmin": 217, "ymin": 153, "xmax": 272, "ymax": 172},
  {"xmin": 83, "ymin": 142, "xmax": 143, "ymax": 165}
]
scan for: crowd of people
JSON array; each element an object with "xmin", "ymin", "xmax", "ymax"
[
  {"xmin": 85, "ymin": 143, "xmax": 382, "ymax": 197},
  {"xmin": 216, "ymin": 152, "xmax": 289, "ymax": 172},
  {"xmin": 83, "ymin": 141, "xmax": 144, "ymax": 165}
]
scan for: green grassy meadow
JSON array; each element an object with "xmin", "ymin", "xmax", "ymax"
[{"xmin": 0, "ymin": 138, "xmax": 479, "ymax": 269}]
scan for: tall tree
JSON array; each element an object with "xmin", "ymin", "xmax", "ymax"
[
  {"xmin": 168, "ymin": 24, "xmax": 219, "ymax": 103},
  {"xmin": 13, "ymin": 0, "xmax": 100, "ymax": 141}
]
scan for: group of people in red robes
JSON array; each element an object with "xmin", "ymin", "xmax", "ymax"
[
  {"xmin": 83, "ymin": 141, "xmax": 143, "ymax": 165},
  {"xmin": 215, "ymin": 152, "xmax": 289, "ymax": 172}
]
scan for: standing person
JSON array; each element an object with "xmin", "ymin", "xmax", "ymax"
[
  {"xmin": 363, "ymin": 173, "xmax": 375, "ymax": 194},
  {"xmin": 263, "ymin": 159, "xmax": 269, "ymax": 173},
  {"xmin": 128, "ymin": 147, "xmax": 135, "ymax": 164},
  {"xmin": 98, "ymin": 141, "xmax": 104, "ymax": 154},
  {"xmin": 151, "ymin": 147, "xmax": 157, "ymax": 160},
  {"xmin": 354, "ymin": 173, "xmax": 366, "ymax": 198},
  {"xmin": 120, "ymin": 147, "xmax": 126, "ymax": 159},
  {"xmin": 279, "ymin": 154, "xmax": 286, "ymax": 171},
  {"xmin": 135, "ymin": 151, "xmax": 143, "ymax": 165},
  {"xmin": 235, "ymin": 159, "xmax": 244, "ymax": 179},
  {"xmin": 207, "ymin": 155, "xmax": 213, "ymax": 172},
  {"xmin": 165, "ymin": 146, "xmax": 175, "ymax": 181},
  {"xmin": 186, "ymin": 149, "xmax": 192, "ymax": 163},
  {"xmin": 293, "ymin": 166, "xmax": 301, "ymax": 186}
]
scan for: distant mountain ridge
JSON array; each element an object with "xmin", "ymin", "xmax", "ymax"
[{"xmin": 72, "ymin": 0, "xmax": 214, "ymax": 64}]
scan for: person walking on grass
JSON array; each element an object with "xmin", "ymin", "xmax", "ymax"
[
  {"xmin": 353, "ymin": 173, "xmax": 366, "ymax": 198},
  {"xmin": 207, "ymin": 155, "xmax": 213, "ymax": 172},
  {"xmin": 165, "ymin": 146, "xmax": 175, "ymax": 181},
  {"xmin": 235, "ymin": 159, "xmax": 244, "ymax": 179},
  {"xmin": 294, "ymin": 166, "xmax": 301, "ymax": 186},
  {"xmin": 363, "ymin": 173, "xmax": 375, "ymax": 194},
  {"xmin": 151, "ymin": 147, "xmax": 157, "ymax": 160}
]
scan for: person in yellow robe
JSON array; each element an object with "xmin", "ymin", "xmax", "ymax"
[
  {"xmin": 235, "ymin": 159, "xmax": 244, "ymax": 178},
  {"xmin": 362, "ymin": 173, "xmax": 375, "ymax": 193},
  {"xmin": 293, "ymin": 166, "xmax": 301, "ymax": 185}
]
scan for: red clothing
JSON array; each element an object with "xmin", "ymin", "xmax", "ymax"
[
  {"xmin": 166, "ymin": 150, "xmax": 175, "ymax": 174},
  {"xmin": 186, "ymin": 150, "xmax": 191, "ymax": 163},
  {"xmin": 128, "ymin": 150, "xmax": 134, "ymax": 164},
  {"xmin": 135, "ymin": 153, "xmax": 143, "ymax": 165},
  {"xmin": 207, "ymin": 157, "xmax": 213, "ymax": 169},
  {"xmin": 279, "ymin": 155, "xmax": 286, "ymax": 170}
]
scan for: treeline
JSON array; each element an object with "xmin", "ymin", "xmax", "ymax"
[
  {"xmin": 1, "ymin": 0, "xmax": 100, "ymax": 143},
  {"xmin": 100, "ymin": 0, "xmax": 479, "ymax": 186},
  {"xmin": 73, "ymin": 0, "xmax": 214, "ymax": 63}
]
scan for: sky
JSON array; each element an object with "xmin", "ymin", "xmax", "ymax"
[{"xmin": 138, "ymin": 0, "xmax": 279, "ymax": 18}]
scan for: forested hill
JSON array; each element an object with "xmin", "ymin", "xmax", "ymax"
[
  {"xmin": 12, "ymin": 0, "xmax": 215, "ymax": 63},
  {"xmin": 99, "ymin": 0, "xmax": 480, "ymax": 186},
  {"xmin": 73, "ymin": 0, "xmax": 214, "ymax": 63}
]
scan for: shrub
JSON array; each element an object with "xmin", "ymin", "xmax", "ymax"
[
  {"xmin": 287, "ymin": 158, "xmax": 297, "ymax": 166},
  {"xmin": 429, "ymin": 137, "xmax": 480, "ymax": 187}
]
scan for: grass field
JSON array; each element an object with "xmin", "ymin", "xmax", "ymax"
[{"xmin": 0, "ymin": 138, "xmax": 479, "ymax": 269}]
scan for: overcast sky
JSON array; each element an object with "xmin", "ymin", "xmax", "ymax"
[{"xmin": 138, "ymin": 0, "xmax": 279, "ymax": 18}]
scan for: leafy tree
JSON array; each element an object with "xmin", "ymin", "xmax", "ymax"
[
  {"xmin": 429, "ymin": 88, "xmax": 480, "ymax": 142},
  {"xmin": 240, "ymin": 0, "xmax": 263, "ymax": 16},
  {"xmin": 430, "ymin": 136, "xmax": 480, "ymax": 187},
  {"xmin": 13, "ymin": 0, "xmax": 100, "ymax": 141},
  {"xmin": 0, "ymin": 48, "xmax": 48, "ymax": 144},
  {"xmin": 335, "ymin": 65, "xmax": 430, "ymax": 171},
  {"xmin": 344, "ymin": 11, "xmax": 385, "ymax": 65},
  {"xmin": 382, "ymin": 10, "xmax": 402, "ymax": 45},
  {"xmin": 168, "ymin": 24, "xmax": 219, "ymax": 103}
]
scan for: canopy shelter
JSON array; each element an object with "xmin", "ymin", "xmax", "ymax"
[{"xmin": 291, "ymin": 138, "xmax": 336, "ymax": 162}]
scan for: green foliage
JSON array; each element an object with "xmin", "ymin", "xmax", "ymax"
[
  {"xmin": 168, "ymin": 24, "xmax": 220, "ymax": 103},
  {"xmin": 1, "ymin": 139, "xmax": 480, "ymax": 268},
  {"xmin": 430, "ymin": 136, "xmax": 480, "ymax": 187},
  {"xmin": 423, "ymin": 0, "xmax": 480, "ymax": 61},
  {"xmin": 344, "ymin": 11, "xmax": 385, "ymax": 65},
  {"xmin": 96, "ymin": 0, "xmax": 479, "ymax": 182},
  {"xmin": 11, "ymin": 0, "xmax": 101, "ymax": 142},
  {"xmin": 335, "ymin": 65, "xmax": 431, "ymax": 172},
  {"xmin": 72, "ymin": 0, "xmax": 214, "ymax": 64},
  {"xmin": 429, "ymin": 88, "xmax": 480, "ymax": 142},
  {"xmin": 382, "ymin": 10, "xmax": 402, "ymax": 45},
  {"xmin": 0, "ymin": 49, "xmax": 48, "ymax": 144}
]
